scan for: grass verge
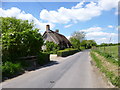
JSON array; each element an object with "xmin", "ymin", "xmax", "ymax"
[{"xmin": 90, "ymin": 51, "xmax": 119, "ymax": 87}]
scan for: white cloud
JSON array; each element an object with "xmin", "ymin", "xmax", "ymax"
[
  {"xmin": 107, "ymin": 25, "xmax": 114, "ymax": 28},
  {"xmin": 0, "ymin": 7, "xmax": 55, "ymax": 35},
  {"xmin": 95, "ymin": 38, "xmax": 111, "ymax": 44},
  {"xmin": 80, "ymin": 26, "xmax": 103, "ymax": 32},
  {"xmin": 96, "ymin": 36, "xmax": 118, "ymax": 44},
  {"xmin": 115, "ymin": 11, "xmax": 118, "ymax": 15},
  {"xmin": 112, "ymin": 26, "xmax": 120, "ymax": 31},
  {"xmin": 86, "ymin": 31, "xmax": 117, "ymax": 37},
  {"xmin": 40, "ymin": 0, "xmax": 118, "ymax": 24},
  {"xmin": 98, "ymin": 0, "xmax": 118, "ymax": 11},
  {"xmin": 96, "ymin": 38, "xmax": 109, "ymax": 43},
  {"xmin": 72, "ymin": 1, "xmax": 85, "ymax": 9},
  {"xmin": 66, "ymin": 36, "xmax": 71, "ymax": 39},
  {"xmin": 64, "ymin": 24, "xmax": 72, "ymax": 28},
  {"xmin": 40, "ymin": 2, "xmax": 101, "ymax": 24},
  {"xmin": 79, "ymin": 26, "xmax": 118, "ymax": 44}
]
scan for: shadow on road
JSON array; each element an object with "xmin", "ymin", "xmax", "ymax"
[
  {"xmin": 41, "ymin": 61, "xmax": 59, "ymax": 68},
  {"xmin": 26, "ymin": 61, "xmax": 59, "ymax": 71},
  {"xmin": 2, "ymin": 61, "xmax": 59, "ymax": 82}
]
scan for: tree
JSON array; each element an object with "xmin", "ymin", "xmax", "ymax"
[
  {"xmin": 71, "ymin": 31, "xmax": 85, "ymax": 42},
  {"xmin": 45, "ymin": 41, "xmax": 59, "ymax": 54},
  {"xmin": 69, "ymin": 37, "xmax": 81, "ymax": 50},
  {"xmin": 1, "ymin": 17, "xmax": 43, "ymax": 62},
  {"xmin": 70, "ymin": 31, "xmax": 85, "ymax": 50},
  {"xmin": 100, "ymin": 43, "xmax": 108, "ymax": 47},
  {"xmin": 80, "ymin": 40, "xmax": 88, "ymax": 49},
  {"xmin": 81, "ymin": 40, "xmax": 97, "ymax": 49},
  {"xmin": 86, "ymin": 40, "xmax": 97, "ymax": 48}
]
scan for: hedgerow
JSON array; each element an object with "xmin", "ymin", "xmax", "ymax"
[{"xmin": 57, "ymin": 48, "xmax": 79, "ymax": 57}]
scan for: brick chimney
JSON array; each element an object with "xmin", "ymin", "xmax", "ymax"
[
  {"xmin": 55, "ymin": 29, "xmax": 59, "ymax": 33},
  {"xmin": 46, "ymin": 25, "xmax": 50, "ymax": 31}
]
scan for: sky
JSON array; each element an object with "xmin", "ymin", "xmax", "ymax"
[{"xmin": 0, "ymin": 0, "xmax": 119, "ymax": 44}]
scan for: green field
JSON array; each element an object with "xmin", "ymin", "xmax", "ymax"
[
  {"xmin": 91, "ymin": 45, "xmax": 119, "ymax": 87},
  {"xmin": 97, "ymin": 45, "xmax": 118, "ymax": 60}
]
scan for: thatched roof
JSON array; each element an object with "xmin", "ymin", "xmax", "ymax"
[{"xmin": 43, "ymin": 29, "xmax": 72, "ymax": 49}]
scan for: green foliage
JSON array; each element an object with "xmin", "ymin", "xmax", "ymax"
[
  {"xmin": 98, "ymin": 43, "xmax": 119, "ymax": 47},
  {"xmin": 70, "ymin": 31, "xmax": 97, "ymax": 50},
  {"xmin": 90, "ymin": 51, "xmax": 119, "ymax": 87},
  {"xmin": 57, "ymin": 48, "xmax": 79, "ymax": 57},
  {"xmin": 80, "ymin": 46, "xmax": 85, "ymax": 50},
  {"xmin": 90, "ymin": 51, "xmax": 102, "ymax": 68},
  {"xmin": 70, "ymin": 31, "xmax": 86, "ymax": 50},
  {"xmin": 37, "ymin": 52, "xmax": 50, "ymax": 65},
  {"xmin": 69, "ymin": 37, "xmax": 81, "ymax": 50},
  {"xmin": 81, "ymin": 40, "xmax": 97, "ymax": 49},
  {"xmin": 96, "ymin": 46, "xmax": 118, "ymax": 60},
  {"xmin": 92, "ymin": 46, "xmax": 118, "ymax": 65},
  {"xmin": 45, "ymin": 41, "xmax": 60, "ymax": 54},
  {"xmin": 99, "ymin": 43, "xmax": 108, "ymax": 46},
  {"xmin": 1, "ymin": 17, "xmax": 43, "ymax": 62},
  {"xmin": 2, "ymin": 61, "xmax": 23, "ymax": 78}
]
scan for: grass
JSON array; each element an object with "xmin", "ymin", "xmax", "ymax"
[
  {"xmin": 2, "ymin": 61, "xmax": 23, "ymax": 78},
  {"xmin": 90, "ymin": 51, "xmax": 119, "ymax": 87},
  {"xmin": 93, "ymin": 45, "xmax": 119, "ymax": 66},
  {"xmin": 97, "ymin": 46, "xmax": 118, "ymax": 60},
  {"xmin": 91, "ymin": 45, "xmax": 119, "ymax": 87}
]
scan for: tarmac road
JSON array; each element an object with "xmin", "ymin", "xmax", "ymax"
[{"xmin": 1, "ymin": 50, "xmax": 108, "ymax": 88}]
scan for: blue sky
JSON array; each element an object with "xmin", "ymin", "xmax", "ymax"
[{"xmin": 1, "ymin": 0, "xmax": 119, "ymax": 44}]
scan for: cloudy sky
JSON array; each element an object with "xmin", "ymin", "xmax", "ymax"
[{"xmin": 1, "ymin": 0, "xmax": 119, "ymax": 44}]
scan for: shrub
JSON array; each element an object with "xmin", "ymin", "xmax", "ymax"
[
  {"xmin": 1, "ymin": 17, "xmax": 43, "ymax": 63},
  {"xmin": 2, "ymin": 61, "xmax": 23, "ymax": 78},
  {"xmin": 80, "ymin": 46, "xmax": 85, "ymax": 50},
  {"xmin": 45, "ymin": 41, "xmax": 59, "ymax": 54},
  {"xmin": 37, "ymin": 52, "xmax": 50, "ymax": 65},
  {"xmin": 57, "ymin": 48, "xmax": 79, "ymax": 57}
]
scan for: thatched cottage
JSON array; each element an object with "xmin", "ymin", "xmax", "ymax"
[{"xmin": 42, "ymin": 25, "xmax": 72, "ymax": 49}]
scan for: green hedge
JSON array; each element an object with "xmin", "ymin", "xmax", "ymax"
[
  {"xmin": 57, "ymin": 48, "xmax": 79, "ymax": 57},
  {"xmin": 37, "ymin": 52, "xmax": 50, "ymax": 65},
  {"xmin": 2, "ymin": 61, "xmax": 23, "ymax": 78},
  {"xmin": 2, "ymin": 52, "xmax": 50, "ymax": 80}
]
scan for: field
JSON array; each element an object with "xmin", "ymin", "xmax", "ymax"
[
  {"xmin": 96, "ymin": 45, "xmax": 118, "ymax": 60},
  {"xmin": 90, "ymin": 45, "xmax": 119, "ymax": 87}
]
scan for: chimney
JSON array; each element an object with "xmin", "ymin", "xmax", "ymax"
[
  {"xmin": 46, "ymin": 25, "xmax": 50, "ymax": 31},
  {"xmin": 55, "ymin": 29, "xmax": 59, "ymax": 33}
]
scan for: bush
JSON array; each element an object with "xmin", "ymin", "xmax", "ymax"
[
  {"xmin": 57, "ymin": 48, "xmax": 79, "ymax": 57},
  {"xmin": 45, "ymin": 41, "xmax": 59, "ymax": 54},
  {"xmin": 80, "ymin": 46, "xmax": 85, "ymax": 50},
  {"xmin": 2, "ymin": 61, "xmax": 23, "ymax": 78},
  {"xmin": 37, "ymin": 52, "xmax": 50, "ymax": 65},
  {"xmin": 1, "ymin": 17, "xmax": 43, "ymax": 63}
]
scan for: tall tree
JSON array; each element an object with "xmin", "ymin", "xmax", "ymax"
[
  {"xmin": 71, "ymin": 31, "xmax": 85, "ymax": 42},
  {"xmin": 81, "ymin": 40, "xmax": 97, "ymax": 49},
  {"xmin": 1, "ymin": 17, "xmax": 43, "ymax": 62},
  {"xmin": 70, "ymin": 31, "xmax": 85, "ymax": 50},
  {"xmin": 69, "ymin": 37, "xmax": 81, "ymax": 50}
]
